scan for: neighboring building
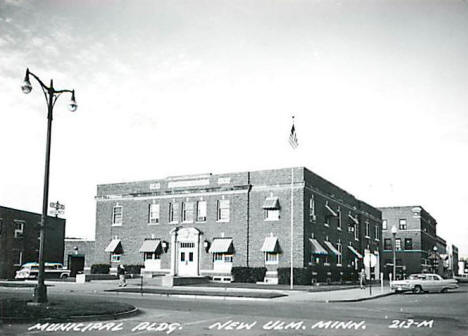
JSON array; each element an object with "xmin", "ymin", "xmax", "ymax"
[
  {"xmin": 94, "ymin": 167, "xmax": 382, "ymax": 283},
  {"xmin": 0, "ymin": 206, "xmax": 66, "ymax": 279},
  {"xmin": 380, "ymin": 206, "xmax": 440, "ymax": 279},
  {"xmin": 63, "ymin": 238, "xmax": 95, "ymax": 277}
]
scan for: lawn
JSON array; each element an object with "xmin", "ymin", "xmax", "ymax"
[{"xmin": 0, "ymin": 295, "xmax": 136, "ymax": 323}]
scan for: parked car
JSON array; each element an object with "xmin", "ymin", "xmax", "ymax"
[
  {"xmin": 15, "ymin": 262, "xmax": 70, "ymax": 280},
  {"xmin": 391, "ymin": 273, "xmax": 458, "ymax": 294},
  {"xmin": 453, "ymin": 274, "xmax": 468, "ymax": 283}
]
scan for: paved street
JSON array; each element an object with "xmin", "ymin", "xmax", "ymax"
[{"xmin": 1, "ymin": 283, "xmax": 467, "ymax": 336}]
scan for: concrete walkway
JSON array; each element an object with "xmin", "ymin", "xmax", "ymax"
[
  {"xmin": 0, "ymin": 279, "xmax": 394, "ymax": 303},
  {"xmin": 283, "ymin": 286, "xmax": 393, "ymax": 303}
]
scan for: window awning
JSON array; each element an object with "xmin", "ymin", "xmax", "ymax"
[
  {"xmin": 348, "ymin": 213, "xmax": 359, "ymax": 225},
  {"xmin": 209, "ymin": 238, "xmax": 234, "ymax": 253},
  {"xmin": 262, "ymin": 197, "xmax": 280, "ymax": 209},
  {"xmin": 325, "ymin": 203, "xmax": 338, "ymax": 217},
  {"xmin": 139, "ymin": 239, "xmax": 162, "ymax": 253},
  {"xmin": 261, "ymin": 237, "xmax": 280, "ymax": 253},
  {"xmin": 309, "ymin": 239, "xmax": 328, "ymax": 255},
  {"xmin": 105, "ymin": 239, "xmax": 122, "ymax": 253},
  {"xmin": 324, "ymin": 241, "xmax": 341, "ymax": 256},
  {"xmin": 347, "ymin": 245, "xmax": 362, "ymax": 259}
]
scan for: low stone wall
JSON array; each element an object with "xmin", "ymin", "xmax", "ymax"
[{"xmin": 76, "ymin": 274, "xmax": 118, "ymax": 283}]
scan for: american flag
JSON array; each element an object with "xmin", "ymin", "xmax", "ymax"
[{"xmin": 289, "ymin": 123, "xmax": 298, "ymax": 149}]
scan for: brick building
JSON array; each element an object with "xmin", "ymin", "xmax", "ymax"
[
  {"xmin": 63, "ymin": 238, "xmax": 95, "ymax": 277},
  {"xmin": 94, "ymin": 167, "xmax": 382, "ymax": 283},
  {"xmin": 380, "ymin": 206, "xmax": 442, "ymax": 279},
  {"xmin": 0, "ymin": 206, "xmax": 66, "ymax": 279}
]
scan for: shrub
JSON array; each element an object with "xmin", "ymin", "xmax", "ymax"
[
  {"xmin": 90, "ymin": 264, "xmax": 110, "ymax": 274},
  {"xmin": 232, "ymin": 267, "xmax": 267, "ymax": 283},
  {"xmin": 278, "ymin": 267, "xmax": 312, "ymax": 285},
  {"xmin": 124, "ymin": 264, "xmax": 143, "ymax": 275}
]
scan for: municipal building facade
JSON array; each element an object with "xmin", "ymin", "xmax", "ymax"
[{"xmin": 94, "ymin": 167, "xmax": 382, "ymax": 283}]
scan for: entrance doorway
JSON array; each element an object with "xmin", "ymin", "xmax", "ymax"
[
  {"xmin": 178, "ymin": 242, "xmax": 197, "ymax": 276},
  {"xmin": 173, "ymin": 227, "xmax": 200, "ymax": 277},
  {"xmin": 68, "ymin": 254, "xmax": 85, "ymax": 277}
]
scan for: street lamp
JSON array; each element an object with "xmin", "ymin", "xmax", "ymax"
[
  {"xmin": 432, "ymin": 246, "xmax": 438, "ymax": 274},
  {"xmin": 391, "ymin": 226, "xmax": 397, "ymax": 282},
  {"xmin": 21, "ymin": 68, "xmax": 77, "ymax": 303}
]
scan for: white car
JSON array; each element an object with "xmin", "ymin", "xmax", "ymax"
[
  {"xmin": 15, "ymin": 262, "xmax": 70, "ymax": 280},
  {"xmin": 391, "ymin": 273, "xmax": 458, "ymax": 294}
]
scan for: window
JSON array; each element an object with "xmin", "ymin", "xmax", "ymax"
[
  {"xmin": 148, "ymin": 204, "xmax": 160, "ymax": 224},
  {"xmin": 112, "ymin": 206, "xmax": 122, "ymax": 225},
  {"xmin": 399, "ymin": 219, "xmax": 407, "ymax": 230},
  {"xmin": 0, "ymin": 218, "xmax": 3, "ymax": 235},
  {"xmin": 217, "ymin": 200, "xmax": 230, "ymax": 222},
  {"xmin": 264, "ymin": 209, "xmax": 280, "ymax": 221},
  {"xmin": 384, "ymin": 239, "xmax": 392, "ymax": 250},
  {"xmin": 169, "ymin": 202, "xmax": 179, "ymax": 223},
  {"xmin": 374, "ymin": 224, "xmax": 379, "ymax": 240},
  {"xmin": 111, "ymin": 254, "xmax": 121, "ymax": 262},
  {"xmin": 197, "ymin": 201, "xmax": 207, "ymax": 222},
  {"xmin": 365, "ymin": 221, "xmax": 370, "ymax": 238},
  {"xmin": 337, "ymin": 208, "xmax": 342, "ymax": 230},
  {"xmin": 309, "ymin": 196, "xmax": 316, "ymax": 221},
  {"xmin": 395, "ymin": 238, "xmax": 402, "ymax": 251},
  {"xmin": 144, "ymin": 252, "xmax": 161, "ymax": 260},
  {"xmin": 310, "ymin": 256, "xmax": 320, "ymax": 265},
  {"xmin": 337, "ymin": 241, "xmax": 342, "ymax": 265},
  {"xmin": 382, "ymin": 219, "xmax": 387, "ymax": 230},
  {"xmin": 354, "ymin": 223, "xmax": 359, "ymax": 240},
  {"xmin": 182, "ymin": 202, "xmax": 194, "ymax": 223},
  {"xmin": 265, "ymin": 252, "xmax": 279, "ymax": 264},
  {"xmin": 13, "ymin": 250, "xmax": 23, "ymax": 266},
  {"xmin": 324, "ymin": 216, "xmax": 330, "ymax": 227},
  {"xmin": 404, "ymin": 238, "xmax": 413, "ymax": 250},
  {"xmin": 213, "ymin": 253, "xmax": 233, "ymax": 263},
  {"xmin": 14, "ymin": 221, "xmax": 24, "ymax": 238}
]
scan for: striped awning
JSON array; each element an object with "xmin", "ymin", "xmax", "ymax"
[
  {"xmin": 324, "ymin": 241, "xmax": 341, "ymax": 256},
  {"xmin": 105, "ymin": 239, "xmax": 122, "ymax": 253},
  {"xmin": 261, "ymin": 237, "xmax": 280, "ymax": 253},
  {"xmin": 139, "ymin": 239, "xmax": 162, "ymax": 253},
  {"xmin": 325, "ymin": 203, "xmax": 338, "ymax": 217},
  {"xmin": 309, "ymin": 239, "xmax": 328, "ymax": 255},
  {"xmin": 263, "ymin": 197, "xmax": 280, "ymax": 209},
  {"xmin": 209, "ymin": 238, "xmax": 234, "ymax": 253},
  {"xmin": 347, "ymin": 245, "xmax": 363, "ymax": 259}
]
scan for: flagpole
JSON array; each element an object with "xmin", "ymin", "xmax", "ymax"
[
  {"xmin": 288, "ymin": 115, "xmax": 298, "ymax": 290},
  {"xmin": 290, "ymin": 166, "xmax": 294, "ymax": 290}
]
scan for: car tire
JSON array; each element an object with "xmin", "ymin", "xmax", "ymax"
[
  {"xmin": 441, "ymin": 288, "xmax": 448, "ymax": 293},
  {"xmin": 60, "ymin": 274, "xmax": 68, "ymax": 279},
  {"xmin": 413, "ymin": 285, "xmax": 423, "ymax": 294}
]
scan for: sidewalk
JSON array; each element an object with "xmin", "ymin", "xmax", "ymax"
[
  {"xmin": 285, "ymin": 286, "xmax": 393, "ymax": 303},
  {"xmin": 0, "ymin": 279, "xmax": 394, "ymax": 302}
]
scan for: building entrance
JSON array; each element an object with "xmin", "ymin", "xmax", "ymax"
[
  {"xmin": 178, "ymin": 242, "xmax": 197, "ymax": 276},
  {"xmin": 173, "ymin": 227, "xmax": 200, "ymax": 277}
]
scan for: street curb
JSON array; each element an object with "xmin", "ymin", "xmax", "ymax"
[
  {"xmin": 0, "ymin": 307, "xmax": 139, "ymax": 324},
  {"xmin": 326, "ymin": 291, "xmax": 394, "ymax": 303},
  {"xmin": 105, "ymin": 288, "xmax": 286, "ymax": 299}
]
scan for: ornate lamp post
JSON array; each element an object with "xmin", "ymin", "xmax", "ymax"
[
  {"xmin": 391, "ymin": 225, "xmax": 397, "ymax": 282},
  {"xmin": 432, "ymin": 246, "xmax": 438, "ymax": 274},
  {"xmin": 21, "ymin": 68, "xmax": 77, "ymax": 303}
]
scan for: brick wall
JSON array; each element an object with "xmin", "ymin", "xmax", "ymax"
[
  {"xmin": 0, "ymin": 206, "xmax": 65, "ymax": 279},
  {"xmin": 93, "ymin": 167, "xmax": 381, "ymax": 282}
]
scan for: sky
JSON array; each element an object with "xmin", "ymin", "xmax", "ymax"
[{"xmin": 1, "ymin": 0, "xmax": 468, "ymax": 257}]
